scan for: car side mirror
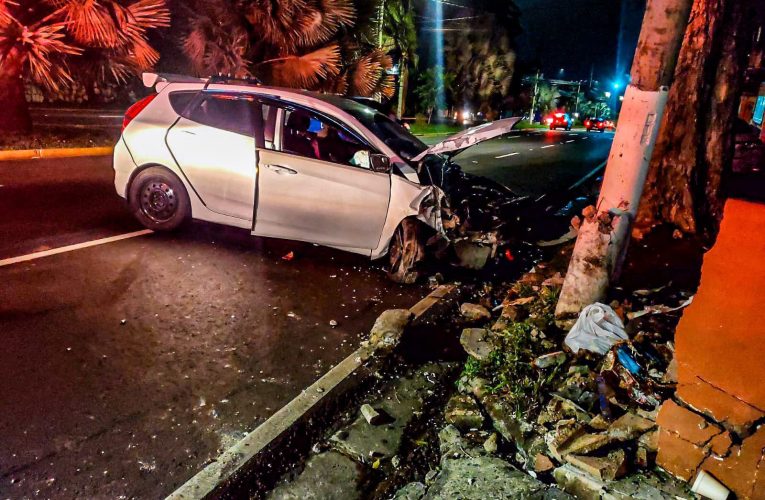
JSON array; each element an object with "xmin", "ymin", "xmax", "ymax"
[{"xmin": 369, "ymin": 153, "xmax": 391, "ymax": 173}]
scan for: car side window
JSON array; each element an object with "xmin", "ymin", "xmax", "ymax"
[
  {"xmin": 280, "ymin": 108, "xmax": 372, "ymax": 168},
  {"xmin": 185, "ymin": 93, "xmax": 259, "ymax": 138}
]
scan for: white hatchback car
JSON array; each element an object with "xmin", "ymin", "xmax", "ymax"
[{"xmin": 114, "ymin": 73, "xmax": 517, "ymax": 282}]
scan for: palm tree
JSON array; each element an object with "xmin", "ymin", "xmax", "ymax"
[
  {"xmin": 380, "ymin": 0, "xmax": 417, "ymax": 118},
  {"xmin": 183, "ymin": 0, "xmax": 394, "ymax": 98},
  {"xmin": 0, "ymin": 0, "xmax": 170, "ymax": 134}
]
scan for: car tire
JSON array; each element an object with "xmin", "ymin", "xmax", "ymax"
[
  {"xmin": 387, "ymin": 219, "xmax": 424, "ymax": 284},
  {"xmin": 128, "ymin": 166, "xmax": 191, "ymax": 231}
]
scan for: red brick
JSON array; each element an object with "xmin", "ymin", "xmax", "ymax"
[
  {"xmin": 700, "ymin": 425, "xmax": 765, "ymax": 500},
  {"xmin": 677, "ymin": 380, "xmax": 764, "ymax": 436},
  {"xmin": 656, "ymin": 428, "xmax": 708, "ymax": 481},
  {"xmin": 656, "ymin": 400, "xmax": 721, "ymax": 445},
  {"xmin": 708, "ymin": 430, "xmax": 733, "ymax": 457}
]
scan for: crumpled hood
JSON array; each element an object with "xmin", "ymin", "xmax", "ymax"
[{"xmin": 412, "ymin": 117, "xmax": 521, "ymax": 162}]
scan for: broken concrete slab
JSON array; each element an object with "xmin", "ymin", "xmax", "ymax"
[
  {"xmin": 655, "ymin": 427, "xmax": 707, "ymax": 481},
  {"xmin": 557, "ymin": 432, "xmax": 612, "ymax": 457},
  {"xmin": 423, "ymin": 455, "xmax": 546, "ymax": 499},
  {"xmin": 459, "ymin": 328, "xmax": 495, "ymax": 361},
  {"xmin": 330, "ymin": 363, "xmax": 452, "ymax": 464},
  {"xmin": 676, "ymin": 379, "xmax": 765, "ymax": 437},
  {"xmin": 444, "ymin": 394, "xmax": 484, "ymax": 431},
  {"xmin": 638, "ymin": 429, "xmax": 658, "ymax": 452},
  {"xmin": 607, "ymin": 412, "xmax": 655, "ymax": 441},
  {"xmin": 553, "ymin": 464, "xmax": 607, "ymax": 500},
  {"xmin": 363, "ymin": 309, "xmax": 414, "ymax": 355},
  {"xmin": 267, "ymin": 451, "xmax": 363, "ymax": 500},
  {"xmin": 565, "ymin": 449, "xmax": 626, "ymax": 481},
  {"xmin": 459, "ymin": 302, "xmax": 492, "ymax": 322}
]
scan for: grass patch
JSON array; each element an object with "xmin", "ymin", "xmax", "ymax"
[
  {"xmin": 409, "ymin": 123, "xmax": 465, "ymax": 136},
  {"xmin": 513, "ymin": 120, "xmax": 548, "ymax": 130},
  {"xmin": 0, "ymin": 127, "xmax": 118, "ymax": 150}
]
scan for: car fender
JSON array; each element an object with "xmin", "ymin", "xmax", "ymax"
[{"xmin": 370, "ymin": 175, "xmax": 445, "ymax": 260}]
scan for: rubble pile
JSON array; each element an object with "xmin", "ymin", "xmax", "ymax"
[{"xmin": 391, "ymin": 257, "xmax": 697, "ymax": 499}]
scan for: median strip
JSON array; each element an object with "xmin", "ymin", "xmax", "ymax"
[
  {"xmin": 0, "ymin": 146, "xmax": 114, "ymax": 161},
  {"xmin": 167, "ymin": 284, "xmax": 456, "ymax": 500}
]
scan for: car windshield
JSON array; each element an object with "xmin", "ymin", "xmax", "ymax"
[{"xmin": 312, "ymin": 94, "xmax": 428, "ymax": 161}]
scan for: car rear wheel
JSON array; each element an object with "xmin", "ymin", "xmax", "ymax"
[
  {"xmin": 387, "ymin": 219, "xmax": 424, "ymax": 284},
  {"xmin": 129, "ymin": 167, "xmax": 190, "ymax": 231}
]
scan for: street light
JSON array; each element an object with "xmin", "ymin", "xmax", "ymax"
[{"xmin": 613, "ymin": 82, "xmax": 621, "ymax": 90}]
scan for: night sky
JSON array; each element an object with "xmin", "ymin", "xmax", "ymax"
[{"xmin": 513, "ymin": 0, "xmax": 646, "ymax": 83}]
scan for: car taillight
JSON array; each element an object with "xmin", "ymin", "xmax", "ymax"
[
  {"xmin": 546, "ymin": 117, "xmax": 553, "ymax": 124},
  {"xmin": 585, "ymin": 120, "xmax": 591, "ymax": 126},
  {"xmin": 122, "ymin": 94, "xmax": 157, "ymax": 132}
]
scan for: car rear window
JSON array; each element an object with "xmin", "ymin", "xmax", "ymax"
[
  {"xmin": 168, "ymin": 91, "xmax": 198, "ymax": 116},
  {"xmin": 185, "ymin": 93, "xmax": 257, "ymax": 137}
]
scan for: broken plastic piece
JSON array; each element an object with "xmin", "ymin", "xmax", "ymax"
[
  {"xmin": 564, "ymin": 303, "xmax": 628, "ymax": 355},
  {"xmin": 691, "ymin": 470, "xmax": 730, "ymax": 500},
  {"xmin": 281, "ymin": 251, "xmax": 295, "ymax": 261}
]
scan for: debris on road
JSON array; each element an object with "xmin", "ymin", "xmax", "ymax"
[{"xmin": 281, "ymin": 251, "xmax": 295, "ymax": 261}]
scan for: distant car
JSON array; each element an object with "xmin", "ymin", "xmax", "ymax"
[
  {"xmin": 546, "ymin": 112, "xmax": 572, "ymax": 131},
  {"xmin": 584, "ymin": 117, "xmax": 614, "ymax": 132}
]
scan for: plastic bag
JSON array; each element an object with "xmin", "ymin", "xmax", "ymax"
[{"xmin": 565, "ymin": 303, "xmax": 628, "ymax": 355}]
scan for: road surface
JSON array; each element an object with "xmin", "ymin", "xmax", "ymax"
[{"xmin": 0, "ymin": 129, "xmax": 612, "ymax": 497}]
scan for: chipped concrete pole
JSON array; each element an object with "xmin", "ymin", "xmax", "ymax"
[{"xmin": 555, "ymin": 0, "xmax": 693, "ymax": 321}]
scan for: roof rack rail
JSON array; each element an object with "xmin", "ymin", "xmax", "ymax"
[{"xmin": 203, "ymin": 74, "xmax": 262, "ymax": 89}]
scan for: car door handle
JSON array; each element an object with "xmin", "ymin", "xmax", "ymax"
[{"xmin": 265, "ymin": 164, "xmax": 298, "ymax": 175}]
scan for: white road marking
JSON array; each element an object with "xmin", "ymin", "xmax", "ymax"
[
  {"xmin": 495, "ymin": 152, "xmax": 519, "ymax": 158},
  {"xmin": 570, "ymin": 134, "xmax": 579, "ymax": 136},
  {"xmin": 529, "ymin": 148, "xmax": 535, "ymax": 151},
  {"xmin": 0, "ymin": 229, "xmax": 153, "ymax": 268},
  {"xmin": 582, "ymin": 137, "xmax": 589, "ymax": 140},
  {"xmin": 541, "ymin": 145, "xmax": 555, "ymax": 149},
  {"xmin": 566, "ymin": 140, "xmax": 575, "ymax": 143}
]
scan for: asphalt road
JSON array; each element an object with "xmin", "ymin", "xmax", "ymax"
[
  {"xmin": 0, "ymin": 158, "xmax": 425, "ymax": 498},
  {"xmin": 452, "ymin": 129, "xmax": 614, "ymax": 197},
  {"xmin": 0, "ymin": 129, "xmax": 612, "ymax": 498}
]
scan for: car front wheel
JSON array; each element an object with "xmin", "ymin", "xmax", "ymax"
[
  {"xmin": 387, "ymin": 219, "xmax": 424, "ymax": 284},
  {"xmin": 129, "ymin": 167, "xmax": 190, "ymax": 231}
]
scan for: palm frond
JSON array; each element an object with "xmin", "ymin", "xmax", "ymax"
[
  {"xmin": 263, "ymin": 44, "xmax": 341, "ymax": 88},
  {"xmin": 16, "ymin": 19, "xmax": 82, "ymax": 89},
  {"xmin": 183, "ymin": 3, "xmax": 249, "ymax": 77},
  {"xmin": 346, "ymin": 49, "xmax": 394, "ymax": 98}
]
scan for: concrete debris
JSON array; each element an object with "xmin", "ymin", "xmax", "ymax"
[
  {"xmin": 392, "ymin": 482, "xmax": 427, "ymax": 500},
  {"xmin": 444, "ymin": 394, "xmax": 485, "ymax": 432},
  {"xmin": 565, "ymin": 449, "xmax": 627, "ymax": 481},
  {"xmin": 362, "ymin": 309, "xmax": 413, "ymax": 355},
  {"xmin": 459, "ymin": 328, "xmax": 496, "ymax": 361},
  {"xmin": 483, "ymin": 433, "xmax": 498, "ymax": 454},
  {"xmin": 535, "ymin": 453, "xmax": 555, "ymax": 473},
  {"xmin": 607, "ymin": 412, "xmax": 655, "ymax": 441},
  {"xmin": 533, "ymin": 351, "xmax": 567, "ymax": 369},
  {"xmin": 360, "ymin": 404, "xmax": 383, "ymax": 425},
  {"xmin": 459, "ymin": 303, "xmax": 491, "ymax": 322}
]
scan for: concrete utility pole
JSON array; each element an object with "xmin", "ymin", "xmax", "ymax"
[
  {"xmin": 529, "ymin": 70, "xmax": 541, "ymax": 122},
  {"xmin": 555, "ymin": 0, "xmax": 694, "ymax": 321}
]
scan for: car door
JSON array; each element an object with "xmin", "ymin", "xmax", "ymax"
[
  {"xmin": 253, "ymin": 105, "xmax": 391, "ymax": 250},
  {"xmin": 166, "ymin": 91, "xmax": 260, "ymax": 221}
]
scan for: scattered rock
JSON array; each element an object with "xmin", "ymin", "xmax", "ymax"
[
  {"xmin": 483, "ymin": 433, "xmax": 498, "ymax": 454},
  {"xmin": 392, "ymin": 482, "xmax": 426, "ymax": 500},
  {"xmin": 500, "ymin": 304, "xmax": 524, "ymax": 322},
  {"xmin": 360, "ymin": 404, "xmax": 383, "ymax": 425},
  {"xmin": 459, "ymin": 328, "xmax": 496, "ymax": 361},
  {"xmin": 567, "ymin": 365, "xmax": 590, "ymax": 376},
  {"xmin": 545, "ymin": 421, "xmax": 586, "ymax": 462},
  {"xmin": 363, "ymin": 309, "xmax": 414, "ymax": 355},
  {"xmin": 438, "ymin": 425, "xmax": 466, "ymax": 457},
  {"xmin": 423, "ymin": 456, "xmax": 546, "ymax": 499},
  {"xmin": 535, "ymin": 453, "xmax": 555, "ymax": 473},
  {"xmin": 565, "ymin": 449, "xmax": 627, "ymax": 481},
  {"xmin": 637, "ymin": 429, "xmax": 658, "ymax": 452},
  {"xmin": 635, "ymin": 446, "xmax": 649, "ymax": 468},
  {"xmin": 460, "ymin": 303, "xmax": 491, "ymax": 322},
  {"xmin": 557, "ymin": 432, "xmax": 612, "ymax": 456},
  {"xmin": 533, "ymin": 351, "xmax": 567, "ymax": 369},
  {"xmin": 607, "ymin": 412, "xmax": 655, "ymax": 441},
  {"xmin": 587, "ymin": 414, "xmax": 610, "ymax": 431},
  {"xmin": 457, "ymin": 376, "xmax": 490, "ymax": 399},
  {"xmin": 445, "ymin": 394, "xmax": 484, "ymax": 431}
]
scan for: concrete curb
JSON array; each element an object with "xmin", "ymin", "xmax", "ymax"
[
  {"xmin": 0, "ymin": 146, "xmax": 113, "ymax": 161},
  {"xmin": 167, "ymin": 284, "xmax": 457, "ymax": 500}
]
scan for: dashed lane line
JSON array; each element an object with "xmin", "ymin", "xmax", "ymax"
[
  {"xmin": 495, "ymin": 152, "xmax": 520, "ymax": 159},
  {"xmin": 541, "ymin": 145, "xmax": 555, "ymax": 149}
]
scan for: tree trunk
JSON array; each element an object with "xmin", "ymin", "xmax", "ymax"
[
  {"xmin": 635, "ymin": 0, "xmax": 754, "ymax": 242},
  {"xmin": 397, "ymin": 60, "xmax": 408, "ymax": 119},
  {"xmin": 0, "ymin": 48, "xmax": 32, "ymax": 135}
]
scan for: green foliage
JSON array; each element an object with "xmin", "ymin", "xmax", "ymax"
[
  {"xmin": 458, "ymin": 285, "xmax": 564, "ymax": 418},
  {"xmin": 413, "ymin": 66, "xmax": 455, "ymax": 121}
]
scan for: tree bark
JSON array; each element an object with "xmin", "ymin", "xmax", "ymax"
[
  {"xmin": 0, "ymin": 47, "xmax": 32, "ymax": 135},
  {"xmin": 635, "ymin": 0, "xmax": 754, "ymax": 242},
  {"xmin": 397, "ymin": 60, "xmax": 408, "ymax": 119}
]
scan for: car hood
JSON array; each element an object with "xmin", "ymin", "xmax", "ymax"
[{"xmin": 411, "ymin": 117, "xmax": 521, "ymax": 162}]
